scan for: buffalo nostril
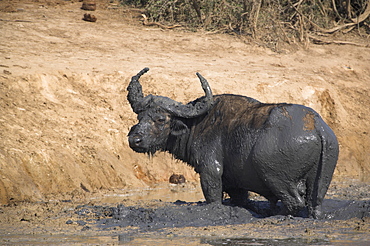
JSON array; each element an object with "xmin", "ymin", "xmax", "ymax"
[
  {"xmin": 131, "ymin": 136, "xmax": 142, "ymax": 146},
  {"xmin": 134, "ymin": 137, "xmax": 142, "ymax": 144}
]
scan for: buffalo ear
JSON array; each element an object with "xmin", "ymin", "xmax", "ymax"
[{"xmin": 170, "ymin": 119, "xmax": 188, "ymax": 136}]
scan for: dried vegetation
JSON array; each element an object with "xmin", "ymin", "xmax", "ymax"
[{"xmin": 123, "ymin": 0, "xmax": 370, "ymax": 51}]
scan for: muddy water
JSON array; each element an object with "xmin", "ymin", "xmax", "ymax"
[
  {"xmin": 1, "ymin": 182, "xmax": 369, "ymax": 245},
  {"xmin": 90, "ymin": 183, "xmax": 205, "ymax": 204}
]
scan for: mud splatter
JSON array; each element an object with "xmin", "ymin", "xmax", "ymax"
[{"xmin": 303, "ymin": 110, "xmax": 315, "ymax": 131}]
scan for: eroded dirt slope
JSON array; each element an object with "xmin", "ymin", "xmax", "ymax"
[{"xmin": 0, "ymin": 0, "xmax": 369, "ymax": 205}]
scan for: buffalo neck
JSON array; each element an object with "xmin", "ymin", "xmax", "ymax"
[{"xmin": 164, "ymin": 117, "xmax": 202, "ymax": 167}]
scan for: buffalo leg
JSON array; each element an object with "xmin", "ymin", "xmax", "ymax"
[
  {"xmin": 200, "ymin": 172, "xmax": 223, "ymax": 204},
  {"xmin": 305, "ymin": 169, "xmax": 324, "ymax": 219},
  {"xmin": 264, "ymin": 180, "xmax": 306, "ymax": 216},
  {"xmin": 199, "ymin": 160, "xmax": 223, "ymax": 204},
  {"xmin": 226, "ymin": 188, "xmax": 249, "ymax": 206},
  {"xmin": 266, "ymin": 195, "xmax": 279, "ymax": 214}
]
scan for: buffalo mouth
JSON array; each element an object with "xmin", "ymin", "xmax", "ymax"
[
  {"xmin": 128, "ymin": 139, "xmax": 148, "ymax": 153},
  {"xmin": 129, "ymin": 145, "xmax": 149, "ymax": 153},
  {"xmin": 128, "ymin": 136, "xmax": 157, "ymax": 154},
  {"xmin": 130, "ymin": 146, "xmax": 159, "ymax": 156}
]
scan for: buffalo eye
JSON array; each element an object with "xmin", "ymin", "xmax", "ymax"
[{"xmin": 153, "ymin": 115, "xmax": 167, "ymax": 124}]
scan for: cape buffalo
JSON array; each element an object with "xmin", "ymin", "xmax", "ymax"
[{"xmin": 127, "ymin": 68, "xmax": 339, "ymax": 218}]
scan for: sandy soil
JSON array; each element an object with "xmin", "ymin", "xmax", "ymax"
[{"xmin": 0, "ymin": 0, "xmax": 369, "ymax": 244}]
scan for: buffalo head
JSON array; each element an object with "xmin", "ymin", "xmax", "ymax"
[{"xmin": 127, "ymin": 68, "xmax": 213, "ymax": 154}]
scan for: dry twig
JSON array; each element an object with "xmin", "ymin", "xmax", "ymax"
[
  {"xmin": 250, "ymin": 0, "xmax": 262, "ymax": 38},
  {"xmin": 290, "ymin": 0, "xmax": 370, "ymax": 34},
  {"xmin": 0, "ymin": 19, "xmax": 32, "ymax": 22},
  {"xmin": 141, "ymin": 14, "xmax": 181, "ymax": 29},
  {"xmin": 308, "ymin": 34, "xmax": 369, "ymax": 47}
]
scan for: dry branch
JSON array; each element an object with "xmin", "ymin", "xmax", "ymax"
[
  {"xmin": 290, "ymin": 0, "xmax": 370, "ymax": 34},
  {"xmin": 190, "ymin": 0, "xmax": 202, "ymax": 22},
  {"xmin": 141, "ymin": 14, "xmax": 181, "ymax": 29},
  {"xmin": 308, "ymin": 34, "xmax": 369, "ymax": 47},
  {"xmin": 350, "ymin": 1, "xmax": 370, "ymax": 23},
  {"xmin": 0, "ymin": 19, "xmax": 32, "ymax": 22},
  {"xmin": 331, "ymin": 0, "xmax": 341, "ymax": 19},
  {"xmin": 250, "ymin": 0, "xmax": 262, "ymax": 38}
]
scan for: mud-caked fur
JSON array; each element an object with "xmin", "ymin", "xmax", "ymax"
[{"xmin": 127, "ymin": 68, "xmax": 339, "ymax": 219}]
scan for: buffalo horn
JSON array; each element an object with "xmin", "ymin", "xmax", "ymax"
[
  {"xmin": 127, "ymin": 67, "xmax": 149, "ymax": 113},
  {"xmin": 127, "ymin": 68, "xmax": 214, "ymax": 118},
  {"xmin": 159, "ymin": 72, "xmax": 214, "ymax": 118}
]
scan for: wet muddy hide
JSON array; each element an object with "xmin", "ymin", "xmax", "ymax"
[{"xmin": 127, "ymin": 68, "xmax": 339, "ymax": 219}]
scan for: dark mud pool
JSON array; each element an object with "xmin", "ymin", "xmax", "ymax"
[
  {"xmin": 1, "ymin": 182, "xmax": 369, "ymax": 245},
  {"xmin": 91, "ymin": 199, "xmax": 369, "ymax": 229}
]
